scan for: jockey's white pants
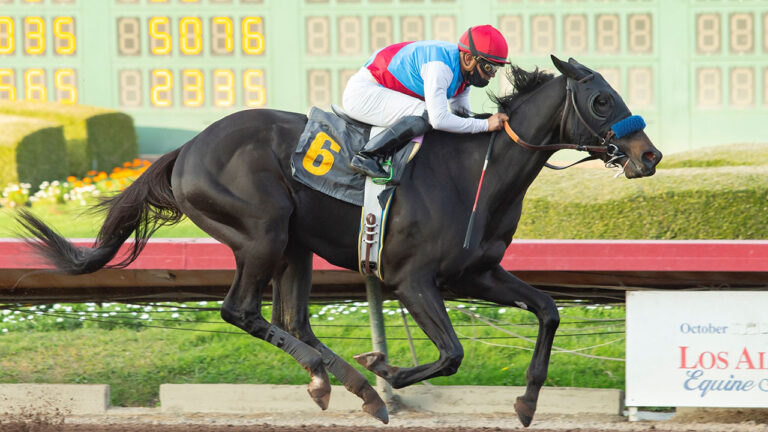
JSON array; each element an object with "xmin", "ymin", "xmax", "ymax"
[{"xmin": 342, "ymin": 67, "xmax": 426, "ymax": 127}]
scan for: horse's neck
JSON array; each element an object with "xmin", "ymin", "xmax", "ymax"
[{"xmin": 484, "ymin": 76, "xmax": 567, "ymax": 230}]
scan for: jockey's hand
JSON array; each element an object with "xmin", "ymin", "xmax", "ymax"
[{"xmin": 487, "ymin": 113, "xmax": 509, "ymax": 132}]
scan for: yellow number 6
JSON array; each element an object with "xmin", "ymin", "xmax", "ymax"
[{"xmin": 302, "ymin": 132, "xmax": 340, "ymax": 176}]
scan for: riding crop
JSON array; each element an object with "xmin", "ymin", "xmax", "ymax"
[{"xmin": 462, "ymin": 132, "xmax": 497, "ymax": 249}]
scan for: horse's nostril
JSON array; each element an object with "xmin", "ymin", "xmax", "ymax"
[{"xmin": 643, "ymin": 151, "xmax": 658, "ymax": 164}]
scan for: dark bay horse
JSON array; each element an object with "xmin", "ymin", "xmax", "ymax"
[{"xmin": 17, "ymin": 56, "xmax": 661, "ymax": 427}]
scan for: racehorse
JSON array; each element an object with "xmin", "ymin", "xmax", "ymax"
[{"xmin": 17, "ymin": 56, "xmax": 661, "ymax": 427}]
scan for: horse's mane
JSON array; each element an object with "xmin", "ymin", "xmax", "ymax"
[
  {"xmin": 490, "ymin": 66, "xmax": 555, "ymax": 114},
  {"xmin": 453, "ymin": 66, "xmax": 556, "ymax": 119}
]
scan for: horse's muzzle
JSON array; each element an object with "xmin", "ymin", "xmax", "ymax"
[{"xmin": 617, "ymin": 131, "xmax": 662, "ymax": 178}]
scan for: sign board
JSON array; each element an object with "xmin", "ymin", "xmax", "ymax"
[{"xmin": 626, "ymin": 291, "xmax": 768, "ymax": 407}]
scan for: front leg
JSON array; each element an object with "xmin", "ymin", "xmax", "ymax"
[
  {"xmin": 454, "ymin": 265, "xmax": 560, "ymax": 428},
  {"xmin": 355, "ymin": 275, "xmax": 464, "ymax": 389}
]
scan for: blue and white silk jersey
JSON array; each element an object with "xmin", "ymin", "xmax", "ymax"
[
  {"xmin": 356, "ymin": 40, "xmax": 488, "ymax": 134},
  {"xmin": 366, "ymin": 40, "xmax": 467, "ymax": 100}
]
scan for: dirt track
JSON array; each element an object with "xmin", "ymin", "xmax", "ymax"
[{"xmin": 3, "ymin": 410, "xmax": 768, "ymax": 432}]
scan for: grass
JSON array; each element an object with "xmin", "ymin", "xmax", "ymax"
[
  {"xmin": 0, "ymin": 203, "xmax": 206, "ymax": 238},
  {"xmin": 0, "ymin": 301, "xmax": 625, "ymax": 407}
]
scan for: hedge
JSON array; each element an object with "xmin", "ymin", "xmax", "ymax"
[
  {"xmin": 659, "ymin": 142, "xmax": 768, "ymax": 168},
  {"xmin": 516, "ymin": 146, "xmax": 768, "ymax": 239},
  {"xmin": 0, "ymin": 101, "xmax": 137, "ymax": 177},
  {"xmin": 0, "ymin": 114, "xmax": 67, "ymax": 188}
]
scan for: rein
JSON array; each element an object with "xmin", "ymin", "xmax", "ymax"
[{"xmin": 502, "ymin": 75, "xmax": 624, "ymax": 169}]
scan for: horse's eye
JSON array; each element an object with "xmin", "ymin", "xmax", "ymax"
[{"xmin": 591, "ymin": 93, "xmax": 614, "ymax": 118}]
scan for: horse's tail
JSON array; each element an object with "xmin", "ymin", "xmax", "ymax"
[{"xmin": 17, "ymin": 148, "xmax": 183, "ymax": 275}]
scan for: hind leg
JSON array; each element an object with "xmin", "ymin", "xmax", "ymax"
[
  {"xmin": 220, "ymin": 244, "xmax": 331, "ymax": 409},
  {"xmin": 271, "ymin": 244, "xmax": 389, "ymax": 423},
  {"xmin": 174, "ymin": 167, "xmax": 331, "ymax": 409}
]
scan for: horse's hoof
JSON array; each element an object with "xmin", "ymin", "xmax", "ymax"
[
  {"xmin": 353, "ymin": 351, "xmax": 386, "ymax": 370},
  {"xmin": 361, "ymin": 387, "xmax": 388, "ymax": 424},
  {"xmin": 353, "ymin": 351, "xmax": 400, "ymax": 381},
  {"xmin": 308, "ymin": 374, "xmax": 331, "ymax": 410},
  {"xmin": 514, "ymin": 396, "xmax": 536, "ymax": 428},
  {"xmin": 363, "ymin": 401, "xmax": 389, "ymax": 424},
  {"xmin": 514, "ymin": 396, "xmax": 535, "ymax": 427}
]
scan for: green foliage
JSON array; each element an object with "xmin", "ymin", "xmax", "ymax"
[
  {"xmin": 0, "ymin": 114, "xmax": 68, "ymax": 189},
  {"xmin": 660, "ymin": 142, "xmax": 768, "ymax": 168},
  {"xmin": 87, "ymin": 112, "xmax": 138, "ymax": 174},
  {"xmin": 517, "ymin": 158, "xmax": 768, "ymax": 239},
  {"xmin": 0, "ymin": 101, "xmax": 137, "ymax": 177},
  {"xmin": 0, "ymin": 301, "xmax": 625, "ymax": 407}
]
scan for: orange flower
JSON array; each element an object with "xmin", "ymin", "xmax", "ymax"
[
  {"xmin": 123, "ymin": 161, "xmax": 131, "ymax": 168},
  {"xmin": 113, "ymin": 167, "xmax": 122, "ymax": 173},
  {"xmin": 66, "ymin": 176, "xmax": 77, "ymax": 182},
  {"xmin": 87, "ymin": 170, "xmax": 97, "ymax": 176},
  {"xmin": 74, "ymin": 180, "xmax": 84, "ymax": 188},
  {"xmin": 132, "ymin": 158, "xmax": 142, "ymax": 167},
  {"xmin": 104, "ymin": 180, "xmax": 113, "ymax": 189},
  {"xmin": 83, "ymin": 177, "xmax": 92, "ymax": 185}
]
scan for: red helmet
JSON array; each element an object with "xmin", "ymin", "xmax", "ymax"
[{"xmin": 458, "ymin": 25, "xmax": 510, "ymax": 64}]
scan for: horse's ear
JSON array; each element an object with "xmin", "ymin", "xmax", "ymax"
[{"xmin": 551, "ymin": 55, "xmax": 582, "ymax": 79}]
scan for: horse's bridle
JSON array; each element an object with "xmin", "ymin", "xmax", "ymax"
[{"xmin": 502, "ymin": 74, "xmax": 627, "ymax": 170}]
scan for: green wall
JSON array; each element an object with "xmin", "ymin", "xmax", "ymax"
[{"xmin": 0, "ymin": 0, "xmax": 766, "ymax": 155}]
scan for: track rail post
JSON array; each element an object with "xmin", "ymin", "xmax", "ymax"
[{"xmin": 365, "ymin": 276, "xmax": 393, "ymax": 401}]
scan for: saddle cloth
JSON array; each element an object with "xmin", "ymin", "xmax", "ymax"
[{"xmin": 291, "ymin": 106, "xmax": 419, "ymax": 206}]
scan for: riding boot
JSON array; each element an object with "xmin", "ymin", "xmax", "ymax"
[{"xmin": 350, "ymin": 113, "xmax": 431, "ymax": 178}]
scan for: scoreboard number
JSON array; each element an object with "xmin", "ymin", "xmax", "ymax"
[
  {"xmin": 24, "ymin": 17, "xmax": 46, "ymax": 55},
  {"xmin": 183, "ymin": 69, "xmax": 204, "ymax": 108},
  {"xmin": 25, "ymin": 68, "xmax": 47, "ymax": 101},
  {"xmin": 242, "ymin": 17, "xmax": 265, "ymax": 55},
  {"xmin": 244, "ymin": 69, "xmax": 266, "ymax": 107},
  {"xmin": 180, "ymin": 17, "xmax": 202, "ymax": 55},
  {"xmin": 149, "ymin": 17, "xmax": 172, "ymax": 56},
  {"xmin": 54, "ymin": 16, "xmax": 76, "ymax": 55},
  {"xmin": 0, "ymin": 69, "xmax": 15, "ymax": 102},
  {"xmin": 0, "ymin": 17, "xmax": 14, "ymax": 55},
  {"xmin": 211, "ymin": 16, "xmax": 234, "ymax": 55},
  {"xmin": 118, "ymin": 16, "xmax": 265, "ymax": 57},
  {"xmin": 54, "ymin": 68, "xmax": 77, "ymax": 104},
  {"xmin": 151, "ymin": 69, "xmax": 173, "ymax": 107},
  {"xmin": 213, "ymin": 69, "xmax": 235, "ymax": 107}
]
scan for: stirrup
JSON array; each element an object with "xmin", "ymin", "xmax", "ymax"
[{"xmin": 372, "ymin": 161, "xmax": 393, "ymax": 185}]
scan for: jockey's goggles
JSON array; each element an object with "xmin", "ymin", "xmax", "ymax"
[{"xmin": 474, "ymin": 56, "xmax": 501, "ymax": 75}]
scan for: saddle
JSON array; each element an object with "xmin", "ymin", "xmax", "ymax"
[
  {"xmin": 291, "ymin": 106, "xmax": 424, "ymax": 280},
  {"xmin": 291, "ymin": 105, "xmax": 422, "ymax": 207}
]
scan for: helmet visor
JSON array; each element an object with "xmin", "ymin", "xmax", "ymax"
[{"xmin": 475, "ymin": 56, "xmax": 501, "ymax": 75}]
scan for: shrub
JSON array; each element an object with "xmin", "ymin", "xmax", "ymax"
[
  {"xmin": 0, "ymin": 101, "xmax": 137, "ymax": 177},
  {"xmin": 518, "ymin": 146, "xmax": 768, "ymax": 239},
  {"xmin": 0, "ymin": 114, "xmax": 67, "ymax": 190}
]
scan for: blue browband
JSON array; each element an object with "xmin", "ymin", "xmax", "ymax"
[{"xmin": 611, "ymin": 115, "xmax": 646, "ymax": 139}]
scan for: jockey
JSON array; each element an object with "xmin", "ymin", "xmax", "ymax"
[{"xmin": 343, "ymin": 25, "xmax": 511, "ymax": 179}]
